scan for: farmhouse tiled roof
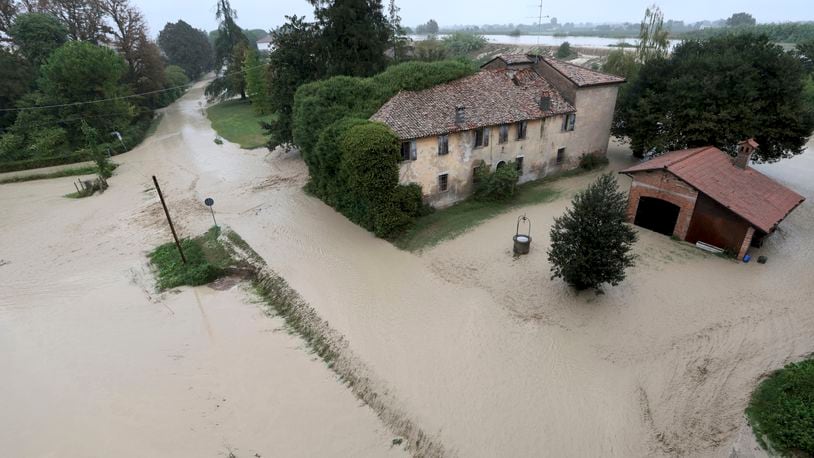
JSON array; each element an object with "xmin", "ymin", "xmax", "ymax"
[
  {"xmin": 540, "ymin": 56, "xmax": 626, "ymax": 87},
  {"xmin": 371, "ymin": 68, "xmax": 575, "ymax": 140},
  {"xmin": 621, "ymin": 147, "xmax": 805, "ymax": 233},
  {"xmin": 492, "ymin": 53, "xmax": 535, "ymax": 65}
]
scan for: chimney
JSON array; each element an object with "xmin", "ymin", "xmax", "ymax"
[
  {"xmin": 455, "ymin": 106, "xmax": 465, "ymax": 124},
  {"xmin": 734, "ymin": 138, "xmax": 758, "ymax": 169},
  {"xmin": 538, "ymin": 93, "xmax": 552, "ymax": 112}
]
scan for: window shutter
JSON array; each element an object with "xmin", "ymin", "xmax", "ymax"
[
  {"xmin": 484, "ymin": 127, "xmax": 489, "ymax": 146},
  {"xmin": 569, "ymin": 114, "xmax": 576, "ymax": 131},
  {"xmin": 410, "ymin": 141, "xmax": 417, "ymax": 160}
]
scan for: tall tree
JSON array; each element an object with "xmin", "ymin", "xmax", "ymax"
[
  {"xmin": 727, "ymin": 12, "xmax": 756, "ymax": 27},
  {"xmin": 637, "ymin": 4, "xmax": 668, "ymax": 63},
  {"xmin": 0, "ymin": 49, "xmax": 34, "ymax": 129},
  {"xmin": 36, "ymin": 41, "xmax": 132, "ymax": 139},
  {"xmin": 98, "ymin": 0, "xmax": 165, "ymax": 105},
  {"xmin": 8, "ymin": 12, "xmax": 67, "ymax": 67},
  {"xmin": 614, "ymin": 33, "xmax": 814, "ymax": 161},
  {"xmin": 386, "ymin": 0, "xmax": 407, "ymax": 62},
  {"xmin": 44, "ymin": 0, "xmax": 110, "ymax": 43},
  {"xmin": 263, "ymin": 15, "xmax": 322, "ymax": 147},
  {"xmin": 157, "ymin": 20, "xmax": 213, "ymax": 80},
  {"xmin": 548, "ymin": 173, "xmax": 637, "ymax": 291},
  {"xmin": 206, "ymin": 0, "xmax": 249, "ymax": 99},
  {"xmin": 0, "ymin": 0, "xmax": 19, "ymax": 41},
  {"xmin": 309, "ymin": 0, "xmax": 390, "ymax": 77},
  {"xmin": 242, "ymin": 48, "xmax": 270, "ymax": 114}
]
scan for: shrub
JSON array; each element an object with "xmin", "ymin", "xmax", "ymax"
[
  {"xmin": 441, "ymin": 32, "xmax": 488, "ymax": 57},
  {"xmin": 393, "ymin": 183, "xmax": 428, "ymax": 217},
  {"xmin": 26, "ymin": 127, "xmax": 69, "ymax": 158},
  {"xmin": 340, "ymin": 122, "xmax": 400, "ymax": 203},
  {"xmin": 746, "ymin": 358, "xmax": 814, "ymax": 455},
  {"xmin": 578, "ymin": 153, "xmax": 610, "ymax": 170},
  {"xmin": 308, "ymin": 117, "xmax": 369, "ymax": 203},
  {"xmin": 556, "ymin": 41, "xmax": 573, "ymax": 59},
  {"xmin": 474, "ymin": 162, "xmax": 519, "ymax": 202},
  {"xmin": 548, "ymin": 173, "xmax": 637, "ymax": 291}
]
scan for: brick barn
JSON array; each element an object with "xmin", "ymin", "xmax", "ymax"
[{"xmin": 621, "ymin": 140, "xmax": 805, "ymax": 260}]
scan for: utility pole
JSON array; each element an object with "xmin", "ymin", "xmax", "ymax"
[{"xmin": 152, "ymin": 175, "xmax": 186, "ymax": 264}]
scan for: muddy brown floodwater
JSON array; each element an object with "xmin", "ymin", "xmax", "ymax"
[
  {"xmin": 2, "ymin": 79, "xmax": 813, "ymax": 457},
  {"xmin": 0, "ymin": 82, "xmax": 405, "ymax": 458}
]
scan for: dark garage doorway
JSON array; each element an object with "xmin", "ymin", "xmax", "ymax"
[{"xmin": 634, "ymin": 197, "xmax": 680, "ymax": 236}]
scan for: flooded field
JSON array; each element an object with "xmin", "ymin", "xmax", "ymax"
[{"xmin": 2, "ymin": 80, "xmax": 813, "ymax": 457}]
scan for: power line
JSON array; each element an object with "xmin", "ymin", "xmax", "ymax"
[{"xmin": 0, "ymin": 62, "xmax": 271, "ymax": 113}]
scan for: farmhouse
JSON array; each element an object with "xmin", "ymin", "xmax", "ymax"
[
  {"xmin": 371, "ymin": 54, "xmax": 625, "ymax": 207},
  {"xmin": 621, "ymin": 140, "xmax": 806, "ymax": 260}
]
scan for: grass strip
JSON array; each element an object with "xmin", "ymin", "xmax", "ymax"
[
  {"xmin": 148, "ymin": 226, "xmax": 238, "ymax": 290},
  {"xmin": 746, "ymin": 358, "xmax": 814, "ymax": 456},
  {"xmin": 206, "ymin": 99, "xmax": 276, "ymax": 149},
  {"xmin": 393, "ymin": 167, "xmax": 598, "ymax": 252},
  {"xmin": 0, "ymin": 164, "xmax": 107, "ymax": 184}
]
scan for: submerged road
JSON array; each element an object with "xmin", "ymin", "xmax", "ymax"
[{"xmin": 3, "ymin": 79, "xmax": 814, "ymax": 457}]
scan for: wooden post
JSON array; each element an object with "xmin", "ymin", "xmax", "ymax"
[{"xmin": 152, "ymin": 175, "xmax": 186, "ymax": 264}]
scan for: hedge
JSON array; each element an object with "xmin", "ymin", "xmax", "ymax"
[{"xmin": 291, "ymin": 60, "xmax": 476, "ymax": 238}]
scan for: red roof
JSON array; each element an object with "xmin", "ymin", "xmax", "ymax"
[{"xmin": 621, "ymin": 147, "xmax": 805, "ymax": 233}]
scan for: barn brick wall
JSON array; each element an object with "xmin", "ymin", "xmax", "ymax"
[{"xmin": 625, "ymin": 170, "xmax": 699, "ymax": 239}]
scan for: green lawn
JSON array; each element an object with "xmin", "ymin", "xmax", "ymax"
[
  {"xmin": 148, "ymin": 226, "xmax": 237, "ymax": 290},
  {"xmin": 746, "ymin": 358, "xmax": 814, "ymax": 456},
  {"xmin": 207, "ymin": 99, "xmax": 276, "ymax": 149},
  {"xmin": 394, "ymin": 178, "xmax": 573, "ymax": 252}
]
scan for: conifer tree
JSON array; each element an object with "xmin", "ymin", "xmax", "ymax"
[{"xmin": 548, "ymin": 174, "xmax": 637, "ymax": 291}]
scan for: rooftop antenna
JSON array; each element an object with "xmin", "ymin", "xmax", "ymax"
[{"xmin": 526, "ymin": 1, "xmax": 550, "ymax": 49}]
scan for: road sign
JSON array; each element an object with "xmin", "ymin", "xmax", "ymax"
[{"xmin": 205, "ymin": 197, "xmax": 214, "ymax": 207}]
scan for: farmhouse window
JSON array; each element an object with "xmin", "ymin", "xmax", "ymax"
[
  {"xmin": 499, "ymin": 124, "xmax": 509, "ymax": 144},
  {"xmin": 557, "ymin": 147, "xmax": 566, "ymax": 164},
  {"xmin": 516, "ymin": 121, "xmax": 528, "ymax": 140},
  {"xmin": 475, "ymin": 127, "xmax": 490, "ymax": 147},
  {"xmin": 438, "ymin": 173, "xmax": 449, "ymax": 192},
  {"xmin": 562, "ymin": 114, "xmax": 576, "ymax": 132},
  {"xmin": 401, "ymin": 140, "xmax": 417, "ymax": 161},
  {"xmin": 438, "ymin": 134, "xmax": 449, "ymax": 155}
]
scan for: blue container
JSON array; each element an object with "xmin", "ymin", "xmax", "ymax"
[{"xmin": 743, "ymin": 254, "xmax": 751, "ymax": 263}]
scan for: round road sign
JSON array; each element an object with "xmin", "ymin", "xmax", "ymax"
[{"xmin": 204, "ymin": 197, "xmax": 214, "ymax": 207}]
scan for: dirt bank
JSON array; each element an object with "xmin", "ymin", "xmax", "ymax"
[{"xmin": 0, "ymin": 81, "xmax": 405, "ymax": 457}]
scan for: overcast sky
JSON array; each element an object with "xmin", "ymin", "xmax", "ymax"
[{"xmin": 136, "ymin": 0, "xmax": 813, "ymax": 35}]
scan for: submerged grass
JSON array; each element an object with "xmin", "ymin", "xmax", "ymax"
[
  {"xmin": 148, "ymin": 226, "xmax": 236, "ymax": 290},
  {"xmin": 392, "ymin": 167, "xmax": 598, "ymax": 252},
  {"xmin": 206, "ymin": 99, "xmax": 276, "ymax": 149},
  {"xmin": 0, "ymin": 164, "xmax": 114, "ymax": 185},
  {"xmin": 746, "ymin": 358, "xmax": 814, "ymax": 456}
]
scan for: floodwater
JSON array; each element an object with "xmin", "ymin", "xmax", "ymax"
[
  {"xmin": 2, "ymin": 79, "xmax": 814, "ymax": 457},
  {"xmin": 0, "ymin": 82, "xmax": 405, "ymax": 458},
  {"xmin": 409, "ymin": 33, "xmax": 681, "ymax": 49}
]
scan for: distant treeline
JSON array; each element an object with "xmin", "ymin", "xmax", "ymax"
[{"xmin": 677, "ymin": 23, "xmax": 814, "ymax": 44}]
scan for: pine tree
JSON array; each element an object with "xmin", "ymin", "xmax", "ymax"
[{"xmin": 548, "ymin": 174, "xmax": 637, "ymax": 291}]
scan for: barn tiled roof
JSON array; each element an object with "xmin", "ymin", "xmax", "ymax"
[
  {"xmin": 371, "ymin": 68, "xmax": 575, "ymax": 140},
  {"xmin": 540, "ymin": 56, "xmax": 626, "ymax": 87},
  {"xmin": 622, "ymin": 147, "xmax": 805, "ymax": 233}
]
